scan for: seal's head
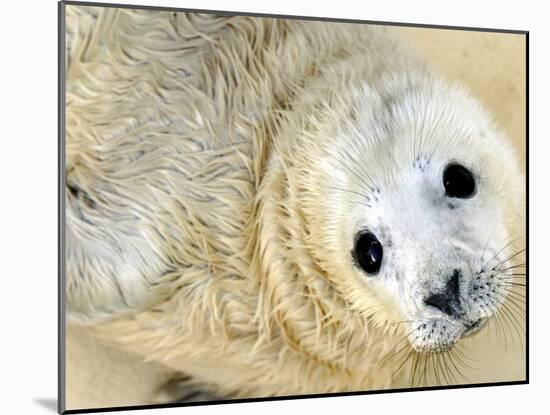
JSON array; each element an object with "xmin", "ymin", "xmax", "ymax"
[{"xmin": 296, "ymin": 73, "xmax": 525, "ymax": 356}]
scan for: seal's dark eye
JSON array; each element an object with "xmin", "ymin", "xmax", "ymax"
[
  {"xmin": 443, "ymin": 163, "xmax": 476, "ymax": 199},
  {"xmin": 353, "ymin": 232, "xmax": 383, "ymax": 275}
]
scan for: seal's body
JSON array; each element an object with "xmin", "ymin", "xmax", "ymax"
[{"xmin": 66, "ymin": 6, "xmax": 525, "ymax": 399}]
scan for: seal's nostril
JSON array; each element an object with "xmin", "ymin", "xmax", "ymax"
[
  {"xmin": 424, "ymin": 293, "xmax": 455, "ymax": 316},
  {"xmin": 447, "ymin": 269, "xmax": 460, "ymax": 298},
  {"xmin": 424, "ymin": 270, "xmax": 462, "ymax": 317}
]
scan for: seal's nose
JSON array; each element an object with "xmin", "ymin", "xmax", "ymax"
[{"xmin": 424, "ymin": 269, "xmax": 462, "ymax": 317}]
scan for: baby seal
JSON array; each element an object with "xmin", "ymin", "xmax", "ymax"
[{"xmin": 65, "ymin": 6, "xmax": 526, "ymax": 400}]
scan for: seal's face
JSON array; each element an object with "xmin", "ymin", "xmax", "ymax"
[
  {"xmin": 350, "ymin": 157, "xmax": 510, "ymax": 352},
  {"xmin": 315, "ymin": 76, "xmax": 525, "ymax": 355}
]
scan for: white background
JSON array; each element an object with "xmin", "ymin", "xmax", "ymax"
[{"xmin": 0, "ymin": 0, "xmax": 545, "ymax": 414}]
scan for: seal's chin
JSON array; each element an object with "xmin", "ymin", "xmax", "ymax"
[{"xmin": 407, "ymin": 317, "xmax": 488, "ymax": 353}]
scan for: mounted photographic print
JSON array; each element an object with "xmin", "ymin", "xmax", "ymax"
[{"xmin": 59, "ymin": 1, "xmax": 527, "ymax": 412}]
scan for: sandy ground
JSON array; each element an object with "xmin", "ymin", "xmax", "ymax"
[{"xmin": 64, "ymin": 22, "xmax": 527, "ymax": 411}]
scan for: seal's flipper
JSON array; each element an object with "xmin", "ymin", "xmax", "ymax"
[{"xmin": 155, "ymin": 374, "xmax": 227, "ymax": 404}]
